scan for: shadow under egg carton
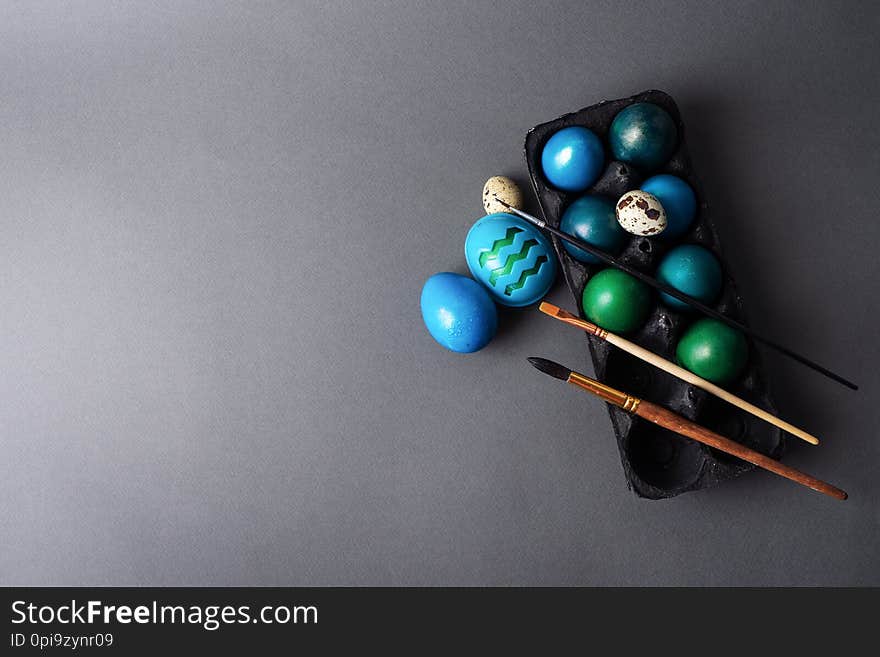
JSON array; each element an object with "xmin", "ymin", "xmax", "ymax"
[{"xmin": 524, "ymin": 90, "xmax": 785, "ymax": 499}]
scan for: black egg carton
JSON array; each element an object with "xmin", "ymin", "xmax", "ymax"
[{"xmin": 524, "ymin": 90, "xmax": 786, "ymax": 499}]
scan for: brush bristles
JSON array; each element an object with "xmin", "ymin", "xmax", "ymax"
[
  {"xmin": 527, "ymin": 357, "xmax": 572, "ymax": 381},
  {"xmin": 539, "ymin": 301, "xmax": 574, "ymax": 319}
]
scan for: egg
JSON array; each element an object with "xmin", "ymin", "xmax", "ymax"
[
  {"xmin": 540, "ymin": 126, "xmax": 605, "ymax": 192},
  {"xmin": 420, "ymin": 272, "xmax": 497, "ymax": 353},
  {"xmin": 465, "ymin": 213, "xmax": 556, "ymax": 307},
  {"xmin": 581, "ymin": 268, "xmax": 652, "ymax": 333},
  {"xmin": 656, "ymin": 244, "xmax": 722, "ymax": 311},
  {"xmin": 641, "ymin": 174, "xmax": 697, "ymax": 240},
  {"xmin": 616, "ymin": 190, "xmax": 667, "ymax": 236},
  {"xmin": 609, "ymin": 102, "xmax": 678, "ymax": 171},
  {"xmin": 560, "ymin": 194, "xmax": 627, "ymax": 264},
  {"xmin": 482, "ymin": 175, "xmax": 523, "ymax": 215},
  {"xmin": 676, "ymin": 318, "xmax": 748, "ymax": 384}
]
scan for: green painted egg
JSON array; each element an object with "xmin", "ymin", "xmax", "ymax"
[
  {"xmin": 676, "ymin": 318, "xmax": 748, "ymax": 384},
  {"xmin": 581, "ymin": 268, "xmax": 651, "ymax": 334}
]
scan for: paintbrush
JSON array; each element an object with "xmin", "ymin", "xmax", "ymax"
[
  {"xmin": 492, "ymin": 194, "xmax": 857, "ymax": 392},
  {"xmin": 527, "ymin": 357, "xmax": 846, "ymax": 500},
  {"xmin": 539, "ymin": 301, "xmax": 819, "ymax": 445}
]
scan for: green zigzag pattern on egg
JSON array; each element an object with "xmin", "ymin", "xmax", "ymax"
[
  {"xmin": 504, "ymin": 256, "xmax": 548, "ymax": 295},
  {"xmin": 477, "ymin": 227, "xmax": 548, "ymax": 296},
  {"xmin": 488, "ymin": 239, "xmax": 537, "ymax": 286},
  {"xmin": 478, "ymin": 227, "xmax": 522, "ymax": 267}
]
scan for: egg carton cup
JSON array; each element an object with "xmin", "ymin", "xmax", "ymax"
[{"xmin": 524, "ymin": 90, "xmax": 786, "ymax": 499}]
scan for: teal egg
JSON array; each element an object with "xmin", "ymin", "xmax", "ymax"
[
  {"xmin": 609, "ymin": 102, "xmax": 678, "ymax": 171},
  {"xmin": 657, "ymin": 244, "xmax": 722, "ymax": 311},
  {"xmin": 420, "ymin": 273, "xmax": 497, "ymax": 353},
  {"xmin": 559, "ymin": 195, "xmax": 627, "ymax": 264},
  {"xmin": 641, "ymin": 174, "xmax": 697, "ymax": 239},
  {"xmin": 465, "ymin": 213, "xmax": 556, "ymax": 307}
]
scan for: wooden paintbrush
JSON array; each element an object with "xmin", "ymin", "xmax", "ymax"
[
  {"xmin": 527, "ymin": 357, "xmax": 847, "ymax": 500},
  {"xmin": 491, "ymin": 194, "xmax": 857, "ymax": 391},
  {"xmin": 539, "ymin": 301, "xmax": 819, "ymax": 445}
]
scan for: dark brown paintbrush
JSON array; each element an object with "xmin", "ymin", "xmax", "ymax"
[
  {"xmin": 492, "ymin": 195, "xmax": 857, "ymax": 391},
  {"xmin": 527, "ymin": 357, "xmax": 847, "ymax": 500}
]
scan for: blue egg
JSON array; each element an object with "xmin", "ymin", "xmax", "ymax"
[
  {"xmin": 465, "ymin": 213, "xmax": 556, "ymax": 307},
  {"xmin": 657, "ymin": 244, "xmax": 722, "ymax": 311},
  {"xmin": 420, "ymin": 273, "xmax": 497, "ymax": 353},
  {"xmin": 641, "ymin": 174, "xmax": 697, "ymax": 240},
  {"xmin": 540, "ymin": 126, "xmax": 605, "ymax": 192},
  {"xmin": 609, "ymin": 102, "xmax": 678, "ymax": 171},
  {"xmin": 559, "ymin": 194, "xmax": 627, "ymax": 264}
]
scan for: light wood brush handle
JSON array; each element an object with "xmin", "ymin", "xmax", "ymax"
[
  {"xmin": 539, "ymin": 302, "xmax": 820, "ymax": 446},
  {"xmin": 635, "ymin": 400, "xmax": 847, "ymax": 500},
  {"xmin": 605, "ymin": 332, "xmax": 819, "ymax": 445}
]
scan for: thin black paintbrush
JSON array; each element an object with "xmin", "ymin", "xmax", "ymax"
[
  {"xmin": 527, "ymin": 357, "xmax": 847, "ymax": 500},
  {"xmin": 495, "ymin": 196, "xmax": 857, "ymax": 391}
]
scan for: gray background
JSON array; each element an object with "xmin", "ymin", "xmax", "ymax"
[{"xmin": 1, "ymin": 0, "xmax": 877, "ymax": 586}]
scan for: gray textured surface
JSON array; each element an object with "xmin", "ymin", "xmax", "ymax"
[{"xmin": 1, "ymin": 1, "xmax": 878, "ymax": 586}]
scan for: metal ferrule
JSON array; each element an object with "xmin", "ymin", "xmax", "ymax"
[
  {"xmin": 561, "ymin": 318, "xmax": 607, "ymax": 339},
  {"xmin": 508, "ymin": 206, "xmax": 546, "ymax": 229},
  {"xmin": 568, "ymin": 372, "xmax": 640, "ymax": 413}
]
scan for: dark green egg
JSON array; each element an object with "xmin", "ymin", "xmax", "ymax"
[
  {"xmin": 609, "ymin": 102, "xmax": 678, "ymax": 171},
  {"xmin": 581, "ymin": 268, "xmax": 652, "ymax": 334},
  {"xmin": 676, "ymin": 318, "xmax": 748, "ymax": 384}
]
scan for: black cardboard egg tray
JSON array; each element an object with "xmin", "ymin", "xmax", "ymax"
[{"xmin": 524, "ymin": 90, "xmax": 786, "ymax": 499}]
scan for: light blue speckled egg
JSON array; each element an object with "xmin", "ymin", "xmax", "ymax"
[{"xmin": 420, "ymin": 272, "xmax": 497, "ymax": 353}]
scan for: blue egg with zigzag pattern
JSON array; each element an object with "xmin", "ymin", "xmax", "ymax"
[{"xmin": 465, "ymin": 213, "xmax": 557, "ymax": 307}]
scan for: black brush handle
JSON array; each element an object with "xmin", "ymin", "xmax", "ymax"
[{"xmin": 536, "ymin": 220, "xmax": 858, "ymax": 391}]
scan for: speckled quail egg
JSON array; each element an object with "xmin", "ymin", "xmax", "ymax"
[
  {"xmin": 482, "ymin": 176, "xmax": 524, "ymax": 214},
  {"xmin": 615, "ymin": 190, "xmax": 667, "ymax": 236}
]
